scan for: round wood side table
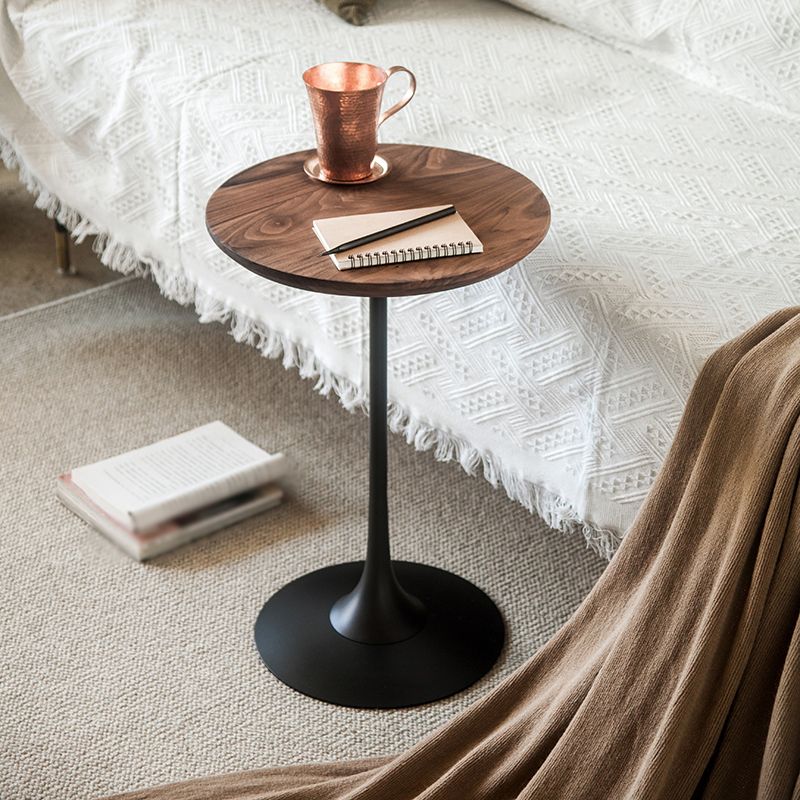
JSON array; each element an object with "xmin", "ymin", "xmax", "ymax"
[{"xmin": 206, "ymin": 143, "xmax": 550, "ymax": 708}]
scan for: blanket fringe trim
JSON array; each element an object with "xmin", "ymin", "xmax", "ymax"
[{"xmin": 1, "ymin": 136, "xmax": 621, "ymax": 559}]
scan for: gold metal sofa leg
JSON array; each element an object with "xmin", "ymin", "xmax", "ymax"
[{"xmin": 54, "ymin": 219, "xmax": 75, "ymax": 275}]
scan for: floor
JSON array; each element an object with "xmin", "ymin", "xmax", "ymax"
[
  {"xmin": 0, "ymin": 167, "xmax": 607, "ymax": 800},
  {"xmin": 0, "ymin": 165, "xmax": 119, "ymax": 315}
]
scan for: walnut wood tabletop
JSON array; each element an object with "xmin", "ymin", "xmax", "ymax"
[{"xmin": 205, "ymin": 143, "xmax": 550, "ymax": 298}]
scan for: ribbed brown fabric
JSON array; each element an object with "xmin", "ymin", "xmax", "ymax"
[{"xmin": 108, "ymin": 308, "xmax": 800, "ymax": 800}]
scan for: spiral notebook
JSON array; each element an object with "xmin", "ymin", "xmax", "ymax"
[{"xmin": 312, "ymin": 205, "xmax": 483, "ymax": 270}]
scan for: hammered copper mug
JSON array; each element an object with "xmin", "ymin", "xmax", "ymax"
[{"xmin": 303, "ymin": 62, "xmax": 416, "ymax": 182}]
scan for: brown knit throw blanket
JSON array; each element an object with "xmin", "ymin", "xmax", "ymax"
[{"xmin": 109, "ymin": 308, "xmax": 800, "ymax": 799}]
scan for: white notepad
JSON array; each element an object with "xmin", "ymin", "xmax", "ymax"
[{"xmin": 313, "ymin": 206, "xmax": 483, "ymax": 270}]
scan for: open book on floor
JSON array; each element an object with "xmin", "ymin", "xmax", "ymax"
[{"xmin": 57, "ymin": 421, "xmax": 287, "ymax": 560}]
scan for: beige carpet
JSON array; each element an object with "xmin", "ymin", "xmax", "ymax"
[
  {"xmin": 0, "ymin": 165, "xmax": 118, "ymax": 315},
  {"xmin": 0, "ymin": 278, "xmax": 607, "ymax": 800}
]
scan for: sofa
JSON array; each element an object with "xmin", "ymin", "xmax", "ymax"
[{"xmin": 1, "ymin": 0, "xmax": 797, "ymax": 556}]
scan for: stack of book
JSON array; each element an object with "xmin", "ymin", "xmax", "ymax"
[{"xmin": 57, "ymin": 421, "xmax": 287, "ymax": 561}]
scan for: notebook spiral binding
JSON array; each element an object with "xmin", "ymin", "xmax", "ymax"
[{"xmin": 346, "ymin": 241, "xmax": 474, "ymax": 269}]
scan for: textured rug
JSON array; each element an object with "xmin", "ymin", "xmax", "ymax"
[
  {"xmin": 108, "ymin": 310, "xmax": 800, "ymax": 800},
  {"xmin": 0, "ymin": 279, "xmax": 606, "ymax": 799}
]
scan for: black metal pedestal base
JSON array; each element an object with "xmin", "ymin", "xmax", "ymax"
[{"xmin": 254, "ymin": 560, "xmax": 504, "ymax": 709}]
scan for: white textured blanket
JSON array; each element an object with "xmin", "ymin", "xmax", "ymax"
[{"xmin": 1, "ymin": 0, "xmax": 798, "ymax": 556}]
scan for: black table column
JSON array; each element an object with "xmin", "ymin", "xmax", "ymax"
[{"xmin": 253, "ymin": 297, "xmax": 505, "ymax": 709}]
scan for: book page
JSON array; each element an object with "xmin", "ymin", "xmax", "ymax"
[
  {"xmin": 58, "ymin": 475, "xmax": 283, "ymax": 561},
  {"xmin": 71, "ymin": 421, "xmax": 287, "ymax": 532}
]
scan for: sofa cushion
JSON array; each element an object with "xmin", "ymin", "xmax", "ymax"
[
  {"xmin": 499, "ymin": 0, "xmax": 683, "ymax": 48},
  {"xmin": 679, "ymin": 0, "xmax": 800, "ymax": 114},
  {"xmin": 500, "ymin": 0, "xmax": 800, "ymax": 114}
]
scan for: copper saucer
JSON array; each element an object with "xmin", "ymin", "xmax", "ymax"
[{"xmin": 303, "ymin": 154, "xmax": 390, "ymax": 185}]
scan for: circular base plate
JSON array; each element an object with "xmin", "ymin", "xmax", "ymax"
[
  {"xmin": 303, "ymin": 154, "xmax": 391, "ymax": 184},
  {"xmin": 254, "ymin": 561, "xmax": 504, "ymax": 708}
]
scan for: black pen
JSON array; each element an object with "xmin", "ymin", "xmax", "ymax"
[{"xmin": 319, "ymin": 205, "xmax": 457, "ymax": 256}]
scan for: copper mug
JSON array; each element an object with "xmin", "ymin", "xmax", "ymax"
[{"xmin": 303, "ymin": 61, "xmax": 416, "ymax": 182}]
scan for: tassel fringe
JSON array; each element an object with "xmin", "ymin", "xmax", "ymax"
[{"xmin": 1, "ymin": 135, "xmax": 621, "ymax": 559}]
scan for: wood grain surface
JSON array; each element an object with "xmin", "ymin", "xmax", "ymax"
[{"xmin": 206, "ymin": 144, "xmax": 550, "ymax": 298}]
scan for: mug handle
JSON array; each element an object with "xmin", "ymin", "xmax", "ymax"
[{"xmin": 378, "ymin": 66, "xmax": 416, "ymax": 128}]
